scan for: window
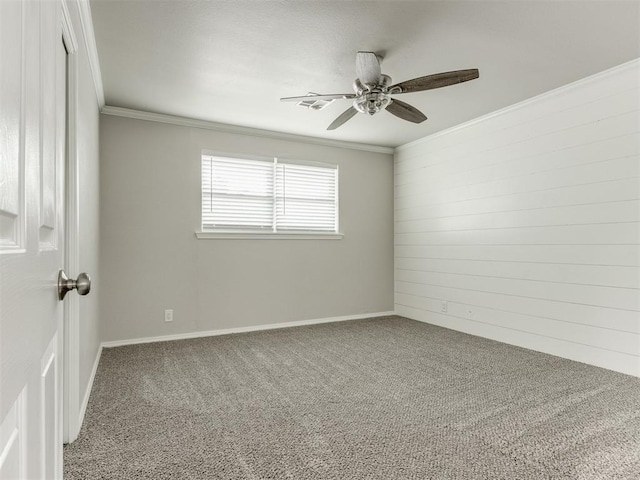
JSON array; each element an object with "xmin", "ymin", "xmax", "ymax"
[{"xmin": 199, "ymin": 154, "xmax": 340, "ymax": 238}]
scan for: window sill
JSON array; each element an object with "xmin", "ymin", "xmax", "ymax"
[{"xmin": 195, "ymin": 231, "xmax": 344, "ymax": 240}]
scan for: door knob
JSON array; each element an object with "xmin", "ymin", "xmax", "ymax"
[{"xmin": 58, "ymin": 270, "xmax": 91, "ymax": 301}]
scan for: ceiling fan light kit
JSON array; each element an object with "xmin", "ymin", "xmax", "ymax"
[
  {"xmin": 281, "ymin": 51, "xmax": 479, "ymax": 130},
  {"xmin": 296, "ymin": 92, "xmax": 335, "ymax": 111}
]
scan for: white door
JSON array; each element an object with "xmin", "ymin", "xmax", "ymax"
[{"xmin": 1, "ymin": 1, "xmax": 71, "ymax": 478}]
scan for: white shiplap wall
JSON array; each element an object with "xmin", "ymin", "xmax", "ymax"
[{"xmin": 394, "ymin": 60, "xmax": 640, "ymax": 377}]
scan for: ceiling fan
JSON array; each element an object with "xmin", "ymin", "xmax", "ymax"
[{"xmin": 280, "ymin": 52, "xmax": 479, "ymax": 130}]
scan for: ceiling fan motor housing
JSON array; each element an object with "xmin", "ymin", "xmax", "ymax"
[{"xmin": 353, "ymin": 74, "xmax": 392, "ymax": 115}]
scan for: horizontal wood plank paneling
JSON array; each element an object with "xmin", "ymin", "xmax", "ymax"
[
  {"xmin": 394, "ymin": 60, "xmax": 640, "ymax": 376},
  {"xmin": 395, "ymin": 133, "xmax": 639, "ymax": 189},
  {"xmin": 395, "ymin": 258, "xmax": 640, "ymax": 289},
  {"xmin": 396, "ymin": 281, "xmax": 639, "ymax": 334},
  {"xmin": 395, "ymin": 293, "xmax": 639, "ymax": 355},
  {"xmin": 395, "ymin": 270, "xmax": 638, "ymax": 310},
  {"xmin": 396, "ymin": 200, "xmax": 639, "ymax": 231},
  {"xmin": 395, "ymin": 244, "xmax": 639, "ymax": 266},
  {"xmin": 396, "ymin": 155, "xmax": 638, "ymax": 205},
  {"xmin": 396, "ymin": 177, "xmax": 639, "ymax": 221},
  {"xmin": 396, "ymin": 112, "xmax": 638, "ymax": 180},
  {"xmin": 395, "ymin": 222, "xmax": 640, "ymax": 245}
]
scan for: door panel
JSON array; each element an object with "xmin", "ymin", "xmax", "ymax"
[
  {"xmin": 0, "ymin": 0, "xmax": 66, "ymax": 478},
  {"xmin": 41, "ymin": 336, "xmax": 59, "ymax": 478},
  {"xmin": 0, "ymin": 392, "xmax": 26, "ymax": 478},
  {"xmin": 0, "ymin": 0, "xmax": 25, "ymax": 250}
]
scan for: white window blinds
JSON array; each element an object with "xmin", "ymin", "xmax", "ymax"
[
  {"xmin": 202, "ymin": 155, "xmax": 338, "ymax": 233},
  {"xmin": 275, "ymin": 163, "xmax": 337, "ymax": 231}
]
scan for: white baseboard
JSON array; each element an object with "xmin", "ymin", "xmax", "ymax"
[
  {"xmin": 101, "ymin": 311, "xmax": 397, "ymax": 349},
  {"xmin": 78, "ymin": 344, "xmax": 102, "ymax": 430}
]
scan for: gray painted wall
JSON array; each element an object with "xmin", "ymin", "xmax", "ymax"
[{"xmin": 99, "ymin": 115, "xmax": 394, "ymax": 342}]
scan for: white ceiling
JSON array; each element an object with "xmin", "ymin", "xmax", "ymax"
[{"xmin": 90, "ymin": 0, "xmax": 639, "ymax": 148}]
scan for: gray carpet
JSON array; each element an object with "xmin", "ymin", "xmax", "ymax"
[{"xmin": 64, "ymin": 316, "xmax": 640, "ymax": 479}]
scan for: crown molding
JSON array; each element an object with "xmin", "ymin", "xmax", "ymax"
[
  {"xmin": 396, "ymin": 57, "xmax": 640, "ymax": 152},
  {"xmin": 100, "ymin": 106, "xmax": 395, "ymax": 154},
  {"xmin": 77, "ymin": 0, "xmax": 105, "ymax": 108}
]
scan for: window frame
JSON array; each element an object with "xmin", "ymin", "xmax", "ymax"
[{"xmin": 196, "ymin": 152, "xmax": 343, "ymax": 240}]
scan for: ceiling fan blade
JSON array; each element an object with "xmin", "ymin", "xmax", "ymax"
[
  {"xmin": 356, "ymin": 51, "xmax": 381, "ymax": 85},
  {"xmin": 386, "ymin": 99, "xmax": 427, "ymax": 124},
  {"xmin": 280, "ymin": 93, "xmax": 355, "ymax": 102},
  {"xmin": 327, "ymin": 106, "xmax": 358, "ymax": 130},
  {"xmin": 391, "ymin": 69, "xmax": 479, "ymax": 94}
]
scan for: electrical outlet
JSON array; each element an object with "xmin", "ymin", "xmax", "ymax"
[
  {"xmin": 164, "ymin": 309, "xmax": 173, "ymax": 322},
  {"xmin": 440, "ymin": 301, "xmax": 448, "ymax": 313}
]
